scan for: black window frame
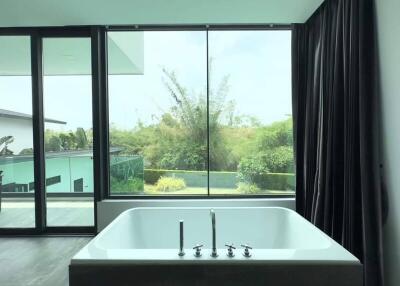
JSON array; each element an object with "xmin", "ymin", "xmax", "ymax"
[
  {"xmin": 0, "ymin": 24, "xmax": 294, "ymax": 236},
  {"xmin": 104, "ymin": 24, "xmax": 295, "ymax": 200},
  {"xmin": 0, "ymin": 26, "xmax": 98, "ymax": 235}
]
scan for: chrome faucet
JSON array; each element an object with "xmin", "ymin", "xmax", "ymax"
[
  {"xmin": 178, "ymin": 220, "xmax": 185, "ymax": 256},
  {"xmin": 210, "ymin": 209, "xmax": 218, "ymax": 257}
]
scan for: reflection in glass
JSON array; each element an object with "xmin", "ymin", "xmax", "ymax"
[
  {"xmin": 43, "ymin": 38, "xmax": 94, "ymax": 226},
  {"xmin": 0, "ymin": 36, "xmax": 35, "ymax": 228}
]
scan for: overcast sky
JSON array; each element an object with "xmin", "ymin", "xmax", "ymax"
[{"xmin": 0, "ymin": 30, "xmax": 292, "ymax": 132}]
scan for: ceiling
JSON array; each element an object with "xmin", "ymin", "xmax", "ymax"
[
  {"xmin": 0, "ymin": 33, "xmax": 144, "ymax": 75},
  {"xmin": 0, "ymin": 0, "xmax": 324, "ymax": 75},
  {"xmin": 0, "ymin": 0, "xmax": 324, "ymax": 27}
]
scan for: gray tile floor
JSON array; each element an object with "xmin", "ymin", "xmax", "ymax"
[
  {"xmin": 0, "ymin": 200, "xmax": 94, "ymax": 227},
  {"xmin": 0, "ymin": 236, "xmax": 92, "ymax": 286}
]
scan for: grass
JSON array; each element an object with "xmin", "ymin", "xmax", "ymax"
[{"xmin": 142, "ymin": 184, "xmax": 294, "ymax": 196}]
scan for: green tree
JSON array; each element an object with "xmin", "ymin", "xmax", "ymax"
[
  {"xmin": 0, "ymin": 136, "xmax": 14, "ymax": 155},
  {"xmin": 262, "ymin": 146, "xmax": 294, "ymax": 173},
  {"xmin": 238, "ymin": 118, "xmax": 294, "ymax": 179},
  {"xmin": 256, "ymin": 119, "xmax": 293, "ymax": 149},
  {"xmin": 108, "ymin": 66, "xmax": 294, "ymax": 176},
  {"xmin": 75, "ymin": 128, "xmax": 88, "ymax": 149},
  {"xmin": 59, "ymin": 132, "xmax": 76, "ymax": 150},
  {"xmin": 46, "ymin": 136, "xmax": 62, "ymax": 152},
  {"xmin": 19, "ymin": 148, "xmax": 33, "ymax": 155},
  {"xmin": 161, "ymin": 68, "xmax": 233, "ymax": 171}
]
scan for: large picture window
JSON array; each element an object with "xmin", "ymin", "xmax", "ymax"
[
  {"xmin": 208, "ymin": 30, "xmax": 294, "ymax": 195},
  {"xmin": 107, "ymin": 29, "xmax": 294, "ymax": 197},
  {"xmin": 108, "ymin": 31, "xmax": 207, "ymax": 195}
]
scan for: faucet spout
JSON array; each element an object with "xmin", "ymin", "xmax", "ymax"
[
  {"xmin": 210, "ymin": 209, "xmax": 218, "ymax": 257},
  {"xmin": 178, "ymin": 220, "xmax": 185, "ymax": 256}
]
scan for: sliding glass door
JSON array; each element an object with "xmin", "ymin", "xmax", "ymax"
[
  {"xmin": 0, "ymin": 30, "xmax": 95, "ymax": 234},
  {"xmin": 42, "ymin": 37, "xmax": 94, "ymax": 227},
  {"xmin": 0, "ymin": 35, "xmax": 36, "ymax": 228}
]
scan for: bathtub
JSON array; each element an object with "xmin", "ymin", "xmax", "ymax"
[{"xmin": 70, "ymin": 207, "xmax": 362, "ymax": 286}]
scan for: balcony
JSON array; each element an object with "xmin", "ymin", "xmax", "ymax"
[{"xmin": 0, "ymin": 153, "xmax": 94, "ymax": 228}]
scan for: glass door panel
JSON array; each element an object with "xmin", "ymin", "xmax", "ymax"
[
  {"xmin": 0, "ymin": 35, "xmax": 35, "ymax": 228},
  {"xmin": 42, "ymin": 37, "xmax": 94, "ymax": 227}
]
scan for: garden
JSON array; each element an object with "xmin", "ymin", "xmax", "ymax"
[
  {"xmin": 24, "ymin": 68, "xmax": 296, "ymax": 196},
  {"xmin": 107, "ymin": 69, "xmax": 295, "ymax": 195}
]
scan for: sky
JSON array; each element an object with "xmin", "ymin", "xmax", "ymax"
[{"xmin": 0, "ymin": 30, "xmax": 292, "ymax": 132}]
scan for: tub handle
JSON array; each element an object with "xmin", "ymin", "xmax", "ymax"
[
  {"xmin": 240, "ymin": 244, "xmax": 253, "ymax": 257},
  {"xmin": 225, "ymin": 243, "xmax": 236, "ymax": 257},
  {"xmin": 193, "ymin": 244, "xmax": 204, "ymax": 257}
]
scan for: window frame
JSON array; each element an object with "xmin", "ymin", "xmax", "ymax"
[
  {"xmin": 104, "ymin": 24, "xmax": 294, "ymax": 200},
  {"xmin": 0, "ymin": 26, "xmax": 97, "ymax": 235},
  {"xmin": 0, "ymin": 24, "xmax": 294, "ymax": 236}
]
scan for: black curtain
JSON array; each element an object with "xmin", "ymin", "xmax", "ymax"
[{"xmin": 292, "ymin": 0, "xmax": 385, "ymax": 286}]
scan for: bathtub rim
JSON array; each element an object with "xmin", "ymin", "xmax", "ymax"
[
  {"xmin": 94, "ymin": 206, "xmax": 323, "ymax": 250},
  {"xmin": 71, "ymin": 206, "xmax": 361, "ymax": 266}
]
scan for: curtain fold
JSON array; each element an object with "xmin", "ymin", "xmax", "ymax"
[{"xmin": 292, "ymin": 0, "xmax": 385, "ymax": 285}]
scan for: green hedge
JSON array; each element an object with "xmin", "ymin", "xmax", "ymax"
[
  {"xmin": 144, "ymin": 168, "xmax": 295, "ymax": 191},
  {"xmin": 255, "ymin": 173, "xmax": 295, "ymax": 190}
]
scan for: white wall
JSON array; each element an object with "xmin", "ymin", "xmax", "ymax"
[
  {"xmin": 0, "ymin": 118, "xmax": 33, "ymax": 154},
  {"xmin": 376, "ymin": 1, "xmax": 400, "ymax": 286},
  {"xmin": 0, "ymin": 0, "xmax": 323, "ymax": 27}
]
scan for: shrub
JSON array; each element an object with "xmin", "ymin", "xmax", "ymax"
[
  {"xmin": 144, "ymin": 169, "xmax": 166, "ymax": 184},
  {"xmin": 19, "ymin": 148, "xmax": 33, "ymax": 155},
  {"xmin": 237, "ymin": 145, "xmax": 295, "ymax": 189},
  {"xmin": 262, "ymin": 173, "xmax": 295, "ymax": 190},
  {"xmin": 238, "ymin": 154, "xmax": 295, "ymax": 190},
  {"xmin": 237, "ymin": 155, "xmax": 270, "ymax": 187},
  {"xmin": 110, "ymin": 156, "xmax": 144, "ymax": 181},
  {"xmin": 159, "ymin": 143, "xmax": 207, "ymax": 171},
  {"xmin": 236, "ymin": 182, "xmax": 261, "ymax": 194},
  {"xmin": 155, "ymin": 176, "xmax": 186, "ymax": 192},
  {"xmin": 261, "ymin": 146, "xmax": 294, "ymax": 173},
  {"xmin": 110, "ymin": 176, "xmax": 144, "ymax": 193}
]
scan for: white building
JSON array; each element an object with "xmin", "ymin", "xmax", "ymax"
[{"xmin": 0, "ymin": 109, "xmax": 66, "ymax": 154}]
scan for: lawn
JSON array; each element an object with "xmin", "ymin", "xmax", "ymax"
[{"xmin": 141, "ymin": 184, "xmax": 294, "ymax": 196}]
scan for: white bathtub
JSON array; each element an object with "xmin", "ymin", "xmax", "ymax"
[{"xmin": 70, "ymin": 207, "xmax": 362, "ymax": 286}]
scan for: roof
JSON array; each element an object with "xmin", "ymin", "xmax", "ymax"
[
  {"xmin": 0, "ymin": 147, "xmax": 124, "ymax": 165},
  {"xmin": 0, "ymin": 109, "xmax": 66, "ymax": 124},
  {"xmin": 0, "ymin": 35, "xmax": 144, "ymax": 76}
]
